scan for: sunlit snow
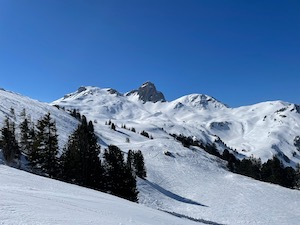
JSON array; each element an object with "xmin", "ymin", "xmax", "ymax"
[{"xmin": 1, "ymin": 86, "xmax": 300, "ymax": 225}]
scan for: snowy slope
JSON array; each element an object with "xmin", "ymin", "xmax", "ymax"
[
  {"xmin": 1, "ymin": 85, "xmax": 300, "ymax": 225},
  {"xmin": 51, "ymin": 85, "xmax": 300, "ymax": 225},
  {"xmin": 53, "ymin": 85, "xmax": 300, "ymax": 166},
  {"xmin": 0, "ymin": 165, "xmax": 200, "ymax": 225},
  {"xmin": 0, "ymin": 88, "xmax": 79, "ymax": 149}
]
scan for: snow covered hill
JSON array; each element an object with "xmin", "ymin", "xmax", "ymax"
[
  {"xmin": 1, "ymin": 84, "xmax": 300, "ymax": 224},
  {"xmin": 0, "ymin": 165, "xmax": 200, "ymax": 225},
  {"xmin": 53, "ymin": 82, "xmax": 300, "ymax": 167},
  {"xmin": 0, "ymin": 88, "xmax": 79, "ymax": 149}
]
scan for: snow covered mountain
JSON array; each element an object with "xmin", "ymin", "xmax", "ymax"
[
  {"xmin": 1, "ymin": 84, "xmax": 300, "ymax": 224},
  {"xmin": 53, "ymin": 82, "xmax": 300, "ymax": 167}
]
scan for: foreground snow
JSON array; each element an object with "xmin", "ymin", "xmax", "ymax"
[{"xmin": 0, "ymin": 165, "xmax": 200, "ymax": 225}]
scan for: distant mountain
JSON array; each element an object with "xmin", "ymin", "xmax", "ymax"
[
  {"xmin": 53, "ymin": 83, "xmax": 300, "ymax": 168},
  {"xmin": 1, "ymin": 83, "xmax": 300, "ymax": 225}
]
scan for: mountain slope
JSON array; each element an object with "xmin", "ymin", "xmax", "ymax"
[
  {"xmin": 0, "ymin": 164, "xmax": 200, "ymax": 225},
  {"xmin": 1, "ymin": 85, "xmax": 300, "ymax": 224},
  {"xmin": 53, "ymin": 84, "xmax": 300, "ymax": 167},
  {"xmin": 52, "ymin": 84, "xmax": 300, "ymax": 224},
  {"xmin": 0, "ymin": 88, "xmax": 78, "ymax": 149}
]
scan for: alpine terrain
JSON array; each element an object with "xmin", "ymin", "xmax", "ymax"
[{"xmin": 0, "ymin": 82, "xmax": 300, "ymax": 225}]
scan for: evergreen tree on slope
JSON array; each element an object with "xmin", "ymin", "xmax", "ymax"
[
  {"xmin": 103, "ymin": 145, "xmax": 138, "ymax": 202},
  {"xmin": 28, "ymin": 113, "xmax": 59, "ymax": 177},
  {"xmin": 19, "ymin": 110, "xmax": 35, "ymax": 157},
  {"xmin": 60, "ymin": 115, "xmax": 103, "ymax": 189},
  {"xmin": 0, "ymin": 117, "xmax": 20, "ymax": 165}
]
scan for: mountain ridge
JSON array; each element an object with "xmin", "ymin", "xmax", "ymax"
[
  {"xmin": 52, "ymin": 83, "xmax": 300, "ymax": 167},
  {"xmin": 1, "ymin": 84, "xmax": 300, "ymax": 224}
]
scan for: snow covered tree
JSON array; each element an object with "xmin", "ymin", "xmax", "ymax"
[{"xmin": 0, "ymin": 117, "xmax": 20, "ymax": 165}]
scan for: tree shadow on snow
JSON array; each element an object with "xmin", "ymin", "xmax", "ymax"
[
  {"xmin": 144, "ymin": 180, "xmax": 208, "ymax": 207},
  {"xmin": 161, "ymin": 210, "xmax": 227, "ymax": 225}
]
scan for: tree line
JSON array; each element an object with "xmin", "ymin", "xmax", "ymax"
[
  {"xmin": 0, "ymin": 109, "xmax": 147, "ymax": 202},
  {"xmin": 171, "ymin": 133, "xmax": 300, "ymax": 189}
]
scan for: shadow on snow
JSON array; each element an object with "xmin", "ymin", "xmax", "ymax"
[{"xmin": 144, "ymin": 179, "xmax": 208, "ymax": 207}]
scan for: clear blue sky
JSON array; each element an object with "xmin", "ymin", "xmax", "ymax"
[{"xmin": 0, "ymin": 0, "xmax": 299, "ymax": 107}]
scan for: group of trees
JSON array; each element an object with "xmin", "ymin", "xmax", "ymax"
[
  {"xmin": 171, "ymin": 133, "xmax": 300, "ymax": 189},
  {"xmin": 0, "ymin": 110, "xmax": 147, "ymax": 202},
  {"xmin": 105, "ymin": 120, "xmax": 153, "ymax": 139},
  {"xmin": 223, "ymin": 149, "xmax": 300, "ymax": 189}
]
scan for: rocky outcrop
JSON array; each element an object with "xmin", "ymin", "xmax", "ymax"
[{"xmin": 126, "ymin": 81, "xmax": 166, "ymax": 103}]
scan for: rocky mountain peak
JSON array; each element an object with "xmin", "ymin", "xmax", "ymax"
[{"xmin": 126, "ymin": 81, "xmax": 166, "ymax": 103}]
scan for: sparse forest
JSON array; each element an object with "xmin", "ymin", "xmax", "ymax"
[{"xmin": 0, "ymin": 109, "xmax": 147, "ymax": 202}]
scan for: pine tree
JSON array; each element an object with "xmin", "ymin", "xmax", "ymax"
[
  {"xmin": 141, "ymin": 130, "xmax": 149, "ymax": 138},
  {"xmin": 0, "ymin": 117, "xmax": 20, "ymax": 165},
  {"xmin": 19, "ymin": 113, "xmax": 35, "ymax": 156},
  {"xmin": 60, "ymin": 115, "xmax": 103, "ymax": 189},
  {"xmin": 28, "ymin": 113, "xmax": 59, "ymax": 177},
  {"xmin": 103, "ymin": 145, "xmax": 138, "ymax": 202},
  {"xmin": 261, "ymin": 156, "xmax": 285, "ymax": 186},
  {"xmin": 111, "ymin": 123, "xmax": 116, "ymax": 131},
  {"xmin": 60, "ymin": 132, "xmax": 82, "ymax": 183},
  {"xmin": 127, "ymin": 150, "xmax": 134, "ymax": 172},
  {"xmin": 295, "ymin": 164, "xmax": 300, "ymax": 188},
  {"xmin": 133, "ymin": 150, "xmax": 147, "ymax": 179}
]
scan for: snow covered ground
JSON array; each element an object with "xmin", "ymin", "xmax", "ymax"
[
  {"xmin": 0, "ymin": 165, "xmax": 200, "ymax": 225},
  {"xmin": 115, "ymin": 138, "xmax": 300, "ymax": 225},
  {"xmin": 1, "ymin": 86, "xmax": 300, "ymax": 225},
  {"xmin": 53, "ymin": 85, "xmax": 300, "ymax": 167}
]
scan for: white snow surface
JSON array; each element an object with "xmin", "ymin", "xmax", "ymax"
[
  {"xmin": 53, "ymin": 86, "xmax": 300, "ymax": 166},
  {"xmin": 0, "ymin": 89, "xmax": 79, "ymax": 150},
  {"xmin": 1, "ymin": 86, "xmax": 300, "ymax": 224},
  {"xmin": 0, "ymin": 165, "xmax": 199, "ymax": 225}
]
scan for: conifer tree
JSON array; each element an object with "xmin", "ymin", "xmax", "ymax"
[
  {"xmin": 133, "ymin": 150, "xmax": 147, "ymax": 179},
  {"xmin": 19, "ymin": 111, "xmax": 35, "ymax": 156},
  {"xmin": 127, "ymin": 150, "xmax": 134, "ymax": 172},
  {"xmin": 60, "ymin": 115, "xmax": 103, "ymax": 189},
  {"xmin": 60, "ymin": 132, "xmax": 82, "ymax": 183},
  {"xmin": 29, "ymin": 113, "xmax": 59, "ymax": 177},
  {"xmin": 261, "ymin": 156, "xmax": 286, "ymax": 186},
  {"xmin": 103, "ymin": 145, "xmax": 138, "ymax": 202},
  {"xmin": 0, "ymin": 117, "xmax": 20, "ymax": 165},
  {"xmin": 295, "ymin": 164, "xmax": 300, "ymax": 188},
  {"xmin": 111, "ymin": 123, "xmax": 116, "ymax": 131}
]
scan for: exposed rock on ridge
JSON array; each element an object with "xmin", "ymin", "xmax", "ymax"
[{"xmin": 126, "ymin": 81, "xmax": 166, "ymax": 103}]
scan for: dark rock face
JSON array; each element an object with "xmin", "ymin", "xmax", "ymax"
[
  {"xmin": 127, "ymin": 82, "xmax": 166, "ymax": 103},
  {"xmin": 294, "ymin": 136, "xmax": 300, "ymax": 152},
  {"xmin": 77, "ymin": 86, "xmax": 87, "ymax": 93}
]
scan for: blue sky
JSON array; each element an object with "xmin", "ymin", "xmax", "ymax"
[{"xmin": 0, "ymin": 0, "xmax": 299, "ymax": 107}]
